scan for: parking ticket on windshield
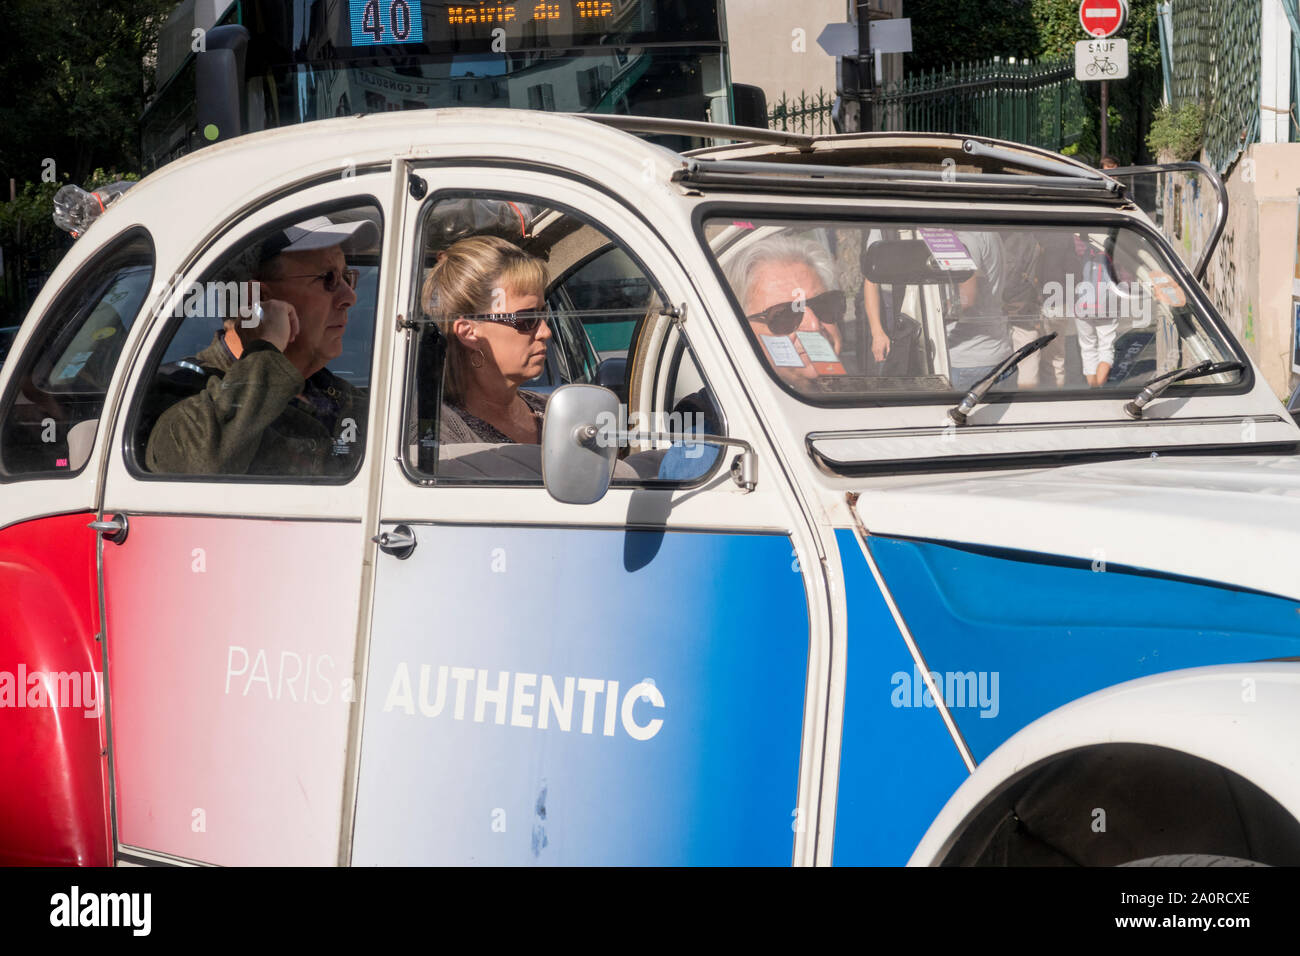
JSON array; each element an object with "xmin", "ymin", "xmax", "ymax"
[
  {"xmin": 796, "ymin": 331, "xmax": 847, "ymax": 374},
  {"xmin": 762, "ymin": 335, "xmax": 805, "ymax": 367},
  {"xmin": 918, "ymin": 227, "xmax": 977, "ymax": 271}
]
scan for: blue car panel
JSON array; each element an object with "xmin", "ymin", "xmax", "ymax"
[{"xmin": 869, "ymin": 535, "xmax": 1300, "ymax": 762}]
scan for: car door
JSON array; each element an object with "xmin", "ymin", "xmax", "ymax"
[
  {"xmin": 349, "ymin": 166, "xmax": 818, "ymax": 865},
  {"xmin": 0, "ymin": 227, "xmax": 158, "ymax": 865},
  {"xmin": 95, "ymin": 174, "xmax": 398, "ymax": 866}
]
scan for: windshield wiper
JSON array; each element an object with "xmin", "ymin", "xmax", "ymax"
[
  {"xmin": 1123, "ymin": 360, "xmax": 1246, "ymax": 419},
  {"xmin": 947, "ymin": 332, "xmax": 1057, "ymax": 425}
]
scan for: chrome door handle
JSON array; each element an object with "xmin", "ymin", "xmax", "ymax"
[
  {"xmin": 88, "ymin": 513, "xmax": 129, "ymax": 545},
  {"xmin": 371, "ymin": 524, "xmax": 416, "ymax": 560}
]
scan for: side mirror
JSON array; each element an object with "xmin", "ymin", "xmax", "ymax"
[{"xmin": 542, "ymin": 384, "xmax": 620, "ymax": 504}]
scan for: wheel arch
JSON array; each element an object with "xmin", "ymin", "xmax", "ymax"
[
  {"xmin": 909, "ymin": 664, "xmax": 1300, "ymax": 866},
  {"xmin": 928, "ymin": 742, "xmax": 1300, "ymax": 866}
]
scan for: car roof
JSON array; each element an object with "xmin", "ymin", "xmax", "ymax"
[
  {"xmin": 134, "ymin": 107, "xmax": 681, "ymax": 200},
  {"xmin": 125, "ymin": 110, "xmax": 1126, "ymax": 222},
  {"xmin": 54, "ymin": 109, "xmax": 1135, "ymax": 316},
  {"xmin": 50, "ymin": 109, "xmax": 692, "ymax": 292},
  {"xmin": 687, "ymin": 129, "xmax": 1104, "ymax": 175}
]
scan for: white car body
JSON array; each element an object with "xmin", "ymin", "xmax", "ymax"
[{"xmin": 1, "ymin": 109, "xmax": 1297, "ymax": 867}]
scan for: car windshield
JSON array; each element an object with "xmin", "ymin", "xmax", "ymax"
[{"xmin": 702, "ymin": 216, "xmax": 1243, "ymax": 403}]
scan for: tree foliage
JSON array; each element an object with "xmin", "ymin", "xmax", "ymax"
[
  {"xmin": 0, "ymin": 0, "xmax": 169, "ymax": 323},
  {"xmin": 1032, "ymin": 0, "xmax": 1089, "ymax": 58},
  {"xmin": 0, "ymin": 0, "xmax": 173, "ymax": 187},
  {"xmin": 905, "ymin": 0, "xmax": 1167, "ymax": 164},
  {"xmin": 1032, "ymin": 0, "xmax": 1162, "ymax": 71},
  {"xmin": 904, "ymin": 0, "xmax": 1040, "ymax": 72},
  {"xmin": 0, "ymin": 169, "xmax": 138, "ymax": 323},
  {"xmin": 1146, "ymin": 102, "xmax": 1206, "ymax": 160},
  {"xmin": 898, "ymin": 1, "xmax": 1166, "ymax": 162},
  {"xmin": 1031, "ymin": 0, "xmax": 1165, "ymax": 164}
]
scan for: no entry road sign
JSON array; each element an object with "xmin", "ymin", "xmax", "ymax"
[{"xmin": 1079, "ymin": 0, "xmax": 1128, "ymax": 38}]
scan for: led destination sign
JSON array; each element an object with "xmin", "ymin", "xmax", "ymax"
[
  {"xmin": 447, "ymin": 2, "xmax": 616, "ymax": 25},
  {"xmin": 346, "ymin": 0, "xmax": 719, "ymax": 51}
]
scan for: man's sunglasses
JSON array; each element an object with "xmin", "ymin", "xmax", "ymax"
[
  {"xmin": 277, "ymin": 267, "xmax": 360, "ymax": 292},
  {"xmin": 459, "ymin": 309, "xmax": 551, "ymax": 334},
  {"xmin": 745, "ymin": 290, "xmax": 846, "ymax": 336}
]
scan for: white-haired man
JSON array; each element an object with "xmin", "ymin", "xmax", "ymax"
[{"xmin": 725, "ymin": 234, "xmax": 846, "ymax": 388}]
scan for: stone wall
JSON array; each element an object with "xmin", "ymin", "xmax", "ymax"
[{"xmin": 1196, "ymin": 144, "xmax": 1300, "ymax": 400}]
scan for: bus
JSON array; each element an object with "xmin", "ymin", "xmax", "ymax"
[{"xmin": 141, "ymin": 0, "xmax": 762, "ymax": 169}]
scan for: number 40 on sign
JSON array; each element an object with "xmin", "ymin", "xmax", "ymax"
[{"xmin": 350, "ymin": 0, "xmax": 424, "ymax": 46}]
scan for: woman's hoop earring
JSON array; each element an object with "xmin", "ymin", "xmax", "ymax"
[{"xmin": 470, "ymin": 349, "xmax": 485, "ymax": 369}]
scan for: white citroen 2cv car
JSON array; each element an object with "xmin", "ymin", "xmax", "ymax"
[{"xmin": 2, "ymin": 109, "xmax": 1299, "ymax": 867}]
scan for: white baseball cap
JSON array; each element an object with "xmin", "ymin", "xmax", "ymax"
[{"xmin": 259, "ymin": 215, "xmax": 379, "ymax": 262}]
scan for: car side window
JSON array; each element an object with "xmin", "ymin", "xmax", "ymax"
[
  {"xmin": 550, "ymin": 244, "xmax": 647, "ymax": 397},
  {"xmin": 129, "ymin": 201, "xmax": 382, "ymax": 481},
  {"xmin": 0, "ymin": 229, "xmax": 155, "ymax": 479},
  {"xmin": 403, "ymin": 192, "xmax": 723, "ymax": 485}
]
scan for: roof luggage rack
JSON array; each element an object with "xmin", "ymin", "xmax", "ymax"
[
  {"xmin": 572, "ymin": 115, "xmax": 1127, "ymax": 204},
  {"xmin": 959, "ymin": 138, "xmax": 1106, "ymax": 181},
  {"xmin": 671, "ymin": 157, "xmax": 1127, "ymax": 204},
  {"xmin": 577, "ymin": 113, "xmax": 817, "ymax": 150}
]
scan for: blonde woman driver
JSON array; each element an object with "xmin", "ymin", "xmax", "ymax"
[{"xmin": 421, "ymin": 235, "xmax": 552, "ymax": 444}]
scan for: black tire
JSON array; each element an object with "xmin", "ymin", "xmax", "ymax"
[{"xmin": 1119, "ymin": 854, "xmax": 1269, "ymax": 867}]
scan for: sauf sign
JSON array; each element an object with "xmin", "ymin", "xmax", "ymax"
[
  {"xmin": 1075, "ymin": 0, "xmax": 1129, "ymax": 157},
  {"xmin": 1074, "ymin": 37, "xmax": 1129, "ymax": 81}
]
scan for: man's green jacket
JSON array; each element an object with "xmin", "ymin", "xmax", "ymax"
[{"xmin": 145, "ymin": 334, "xmax": 367, "ymax": 477}]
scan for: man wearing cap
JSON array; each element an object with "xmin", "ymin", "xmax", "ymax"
[{"xmin": 146, "ymin": 215, "xmax": 377, "ymax": 476}]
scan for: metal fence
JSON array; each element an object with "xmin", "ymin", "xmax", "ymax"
[
  {"xmin": 865, "ymin": 57, "xmax": 1088, "ymax": 151},
  {"xmin": 768, "ymin": 60, "xmax": 1088, "ymax": 150},
  {"xmin": 0, "ymin": 242, "xmax": 66, "ymax": 328},
  {"xmin": 767, "ymin": 89, "xmax": 836, "ymax": 136},
  {"xmin": 1168, "ymin": 0, "xmax": 1262, "ymax": 172},
  {"xmin": 0, "ymin": 229, "xmax": 68, "ymax": 329}
]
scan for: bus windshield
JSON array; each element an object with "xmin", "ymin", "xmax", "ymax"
[{"xmin": 143, "ymin": 0, "xmax": 731, "ymax": 169}]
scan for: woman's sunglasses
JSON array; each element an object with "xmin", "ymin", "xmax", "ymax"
[
  {"xmin": 277, "ymin": 267, "xmax": 360, "ymax": 293},
  {"xmin": 459, "ymin": 309, "xmax": 551, "ymax": 334},
  {"xmin": 746, "ymin": 290, "xmax": 846, "ymax": 336}
]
